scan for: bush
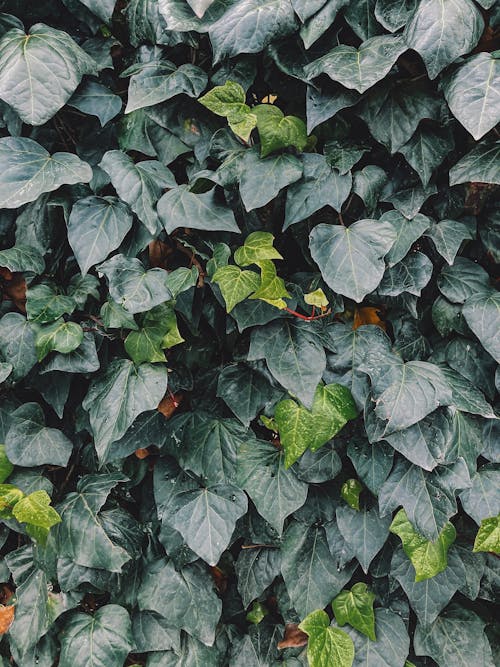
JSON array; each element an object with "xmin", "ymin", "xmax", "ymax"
[{"xmin": 0, "ymin": 0, "xmax": 498, "ymax": 665}]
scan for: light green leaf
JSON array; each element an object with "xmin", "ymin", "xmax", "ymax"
[
  {"xmin": 125, "ymin": 303, "xmax": 183, "ymax": 364},
  {"xmin": 275, "ymin": 383, "xmax": 357, "ymax": 467},
  {"xmin": 209, "ymin": 0, "xmax": 297, "ymax": 62},
  {"xmin": 125, "ymin": 60, "xmax": 207, "ymax": 113},
  {"xmin": 235, "ymin": 231, "xmax": 283, "ymax": 266},
  {"xmin": 98, "ymin": 254, "xmax": 172, "ymax": 314},
  {"xmin": 199, "ymin": 80, "xmax": 257, "ymax": 141},
  {"xmin": 0, "ymin": 137, "xmax": 92, "ymax": 209},
  {"xmin": 250, "ymin": 259, "xmax": 290, "ymax": 309},
  {"xmin": 67, "ymin": 196, "xmax": 134, "ymax": 275},
  {"xmin": 341, "ymin": 479, "xmax": 363, "ymax": 510},
  {"xmin": 0, "ymin": 484, "xmax": 23, "ymax": 518},
  {"xmin": 0, "ymin": 23, "xmax": 97, "ymax": 125},
  {"xmin": 83, "ymin": 359, "xmax": 168, "ymax": 461},
  {"xmin": 253, "ymin": 104, "xmax": 308, "ymax": 157},
  {"xmin": 35, "ymin": 319, "xmax": 84, "ymax": 362},
  {"xmin": 157, "ymin": 185, "xmax": 240, "ymax": 235},
  {"xmin": 449, "ymin": 139, "xmax": 500, "ymax": 186},
  {"xmin": 299, "ymin": 610, "xmax": 355, "ymax": 667},
  {"xmin": 390, "ymin": 508, "xmax": 456, "ymax": 581},
  {"xmin": 306, "ymin": 34, "xmax": 406, "ymax": 93},
  {"xmin": 473, "ymin": 515, "xmax": 500, "ymax": 554},
  {"xmin": 443, "ymin": 52, "xmax": 500, "ymax": 140},
  {"xmin": 332, "ymin": 582, "xmax": 376, "ymax": 640},
  {"xmin": 99, "ymin": 150, "xmax": 176, "ymax": 234},
  {"xmin": 12, "ymin": 490, "xmax": 61, "ymax": 530},
  {"xmin": 59, "ymin": 605, "xmax": 133, "ymax": 667},
  {"xmin": 404, "ymin": 0, "xmax": 483, "ymax": 79},
  {"xmin": 463, "ymin": 290, "xmax": 500, "ymax": 363},
  {"xmin": 26, "ymin": 284, "xmax": 75, "ymax": 324},
  {"xmin": 212, "ymin": 265, "xmax": 261, "ymax": 312},
  {"xmin": 309, "ymin": 219, "xmax": 397, "ymax": 303},
  {"xmin": 285, "ymin": 153, "xmax": 352, "ymax": 228},
  {"xmin": 5, "ymin": 402, "xmax": 73, "ymax": 467}
]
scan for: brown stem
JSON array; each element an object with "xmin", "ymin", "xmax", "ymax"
[{"xmin": 175, "ymin": 240, "xmax": 206, "ymax": 287}]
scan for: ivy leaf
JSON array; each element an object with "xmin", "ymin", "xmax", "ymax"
[
  {"xmin": 0, "ymin": 245, "xmax": 44, "ymax": 274},
  {"xmin": 378, "ymin": 252, "xmax": 433, "ymax": 297},
  {"xmin": 306, "ymin": 34, "xmax": 406, "ymax": 93},
  {"xmin": 424, "ymin": 219, "xmax": 475, "ymax": 265},
  {"xmin": 281, "ymin": 522, "xmax": 357, "ymax": 618},
  {"xmin": 391, "ymin": 547, "xmax": 465, "ymax": 627},
  {"xmin": 383, "ymin": 211, "xmax": 431, "ymax": 266},
  {"xmin": 234, "ymin": 231, "xmax": 283, "ymax": 265},
  {"xmin": 235, "ymin": 547, "xmax": 281, "ymax": 607},
  {"xmin": 250, "ymin": 259, "xmax": 290, "ymax": 309},
  {"xmin": 414, "ymin": 604, "xmax": 495, "ymax": 666},
  {"xmin": 460, "ymin": 464, "xmax": 500, "ymax": 525},
  {"xmin": 5, "ymin": 402, "xmax": 73, "ymax": 467},
  {"xmin": 83, "ymin": 359, "xmax": 168, "ymax": 460},
  {"xmin": 437, "ymin": 257, "xmax": 490, "ymax": 304},
  {"xmin": 55, "ymin": 473, "xmax": 131, "ymax": 572},
  {"xmin": 168, "ymin": 484, "xmax": 247, "ymax": 565},
  {"xmin": 238, "ymin": 149, "xmax": 303, "ymax": 211},
  {"xmin": 390, "ymin": 508, "xmax": 456, "ymax": 581},
  {"xmin": 0, "ymin": 23, "xmax": 97, "ymax": 125},
  {"xmin": 379, "ymin": 458, "xmax": 470, "ymax": 540},
  {"xmin": 398, "ymin": 126, "xmax": 453, "ymax": 186},
  {"xmin": 299, "ymin": 610, "xmax": 355, "ymax": 667},
  {"xmin": 462, "ymin": 290, "xmax": 500, "ymax": 363},
  {"xmin": 99, "ymin": 150, "xmax": 176, "ymax": 234},
  {"xmin": 449, "ymin": 139, "xmax": 500, "ymax": 186},
  {"xmin": 0, "ymin": 313, "xmax": 38, "ymax": 381},
  {"xmin": 253, "ymin": 104, "xmax": 308, "ymax": 157},
  {"xmin": 98, "ymin": 255, "xmax": 171, "ymax": 314},
  {"xmin": 158, "ymin": 185, "xmax": 240, "ymax": 235},
  {"xmin": 443, "ymin": 52, "xmax": 500, "ymax": 140},
  {"xmin": 138, "ymin": 558, "xmax": 221, "ymax": 646},
  {"xmin": 125, "ymin": 60, "xmax": 207, "ymax": 113},
  {"xmin": 212, "ymin": 265, "xmax": 261, "ymax": 312},
  {"xmin": 248, "ymin": 319, "xmax": 327, "ymax": 408},
  {"xmin": 34, "ymin": 320, "xmax": 84, "ymax": 362},
  {"xmin": 404, "ymin": 0, "xmax": 483, "ymax": 79},
  {"xmin": 0, "ymin": 445, "xmax": 13, "ymax": 483},
  {"xmin": 375, "ymin": 0, "xmax": 417, "ymax": 32},
  {"xmin": 332, "ymin": 583, "xmax": 376, "ymax": 640},
  {"xmin": 0, "ymin": 137, "xmax": 92, "ymax": 209},
  {"xmin": 59, "ymin": 605, "xmax": 133, "ymax": 667},
  {"xmin": 473, "ymin": 515, "xmax": 500, "ymax": 554},
  {"xmin": 341, "ymin": 479, "xmax": 363, "ymax": 510},
  {"xmin": 209, "ymin": 0, "xmax": 297, "ymax": 62},
  {"xmin": 199, "ymin": 80, "xmax": 257, "ymax": 141},
  {"xmin": 68, "ymin": 80, "xmax": 122, "ymax": 126},
  {"xmin": 12, "ymin": 490, "xmax": 61, "ymax": 544},
  {"xmin": 344, "ymin": 608, "xmax": 410, "ymax": 667},
  {"xmin": 275, "ymin": 383, "xmax": 357, "ymax": 467},
  {"xmin": 336, "ymin": 505, "xmax": 391, "ymax": 572},
  {"xmin": 216, "ymin": 363, "xmax": 278, "ymax": 426},
  {"xmin": 310, "ymin": 219, "xmax": 396, "ymax": 303},
  {"xmin": 26, "ymin": 284, "xmax": 75, "ymax": 324},
  {"xmin": 67, "ymin": 196, "xmax": 134, "ymax": 275},
  {"xmin": 237, "ymin": 438, "xmax": 308, "ymax": 534},
  {"xmin": 284, "ymin": 154, "xmax": 352, "ymax": 228}
]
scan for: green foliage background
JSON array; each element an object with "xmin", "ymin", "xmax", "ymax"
[{"xmin": 0, "ymin": 0, "xmax": 499, "ymax": 665}]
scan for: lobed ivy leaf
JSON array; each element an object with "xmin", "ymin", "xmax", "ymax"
[
  {"xmin": 332, "ymin": 582, "xmax": 376, "ymax": 640},
  {"xmin": 473, "ymin": 515, "xmax": 500, "ymax": 554},
  {"xmin": 299, "ymin": 610, "xmax": 355, "ymax": 667}
]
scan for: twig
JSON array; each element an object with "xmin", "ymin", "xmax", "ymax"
[{"xmin": 175, "ymin": 240, "xmax": 206, "ymax": 287}]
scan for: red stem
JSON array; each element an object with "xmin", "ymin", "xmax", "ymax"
[{"xmin": 285, "ymin": 307, "xmax": 332, "ymax": 322}]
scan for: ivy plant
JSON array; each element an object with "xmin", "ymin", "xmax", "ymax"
[{"xmin": 0, "ymin": 0, "xmax": 498, "ymax": 665}]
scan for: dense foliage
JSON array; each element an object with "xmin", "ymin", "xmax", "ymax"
[{"xmin": 0, "ymin": 0, "xmax": 499, "ymax": 665}]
